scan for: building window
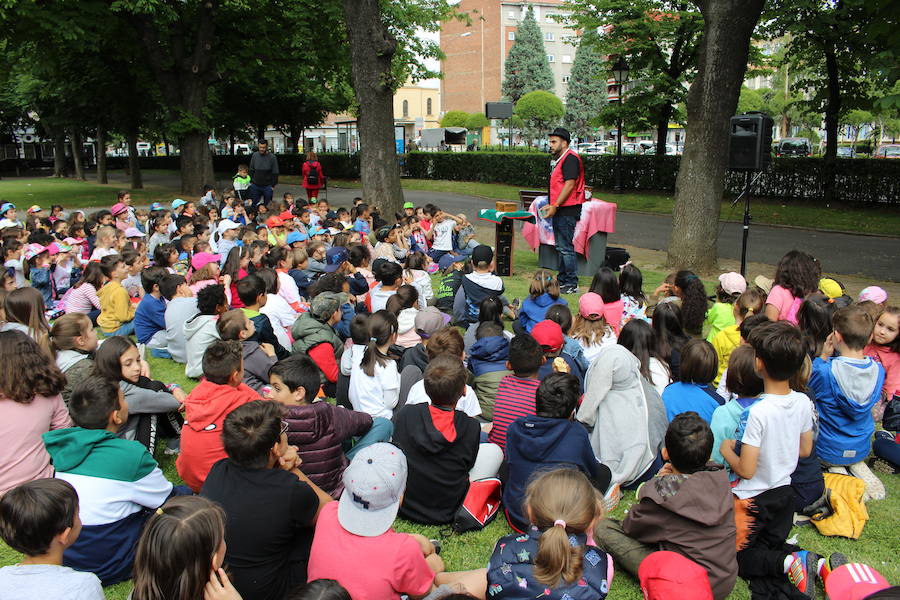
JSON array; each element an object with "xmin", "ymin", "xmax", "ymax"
[
  {"xmin": 508, "ymin": 31, "xmax": 515, "ymax": 41},
  {"xmin": 508, "ymin": 10, "xmax": 516, "ymax": 19},
  {"xmin": 426, "ymin": 98, "xmax": 432, "ymax": 115},
  {"xmin": 563, "ymin": 76, "xmax": 571, "ymax": 83},
  {"xmin": 547, "ymin": 54, "xmax": 555, "ymax": 63},
  {"xmin": 402, "ymin": 99, "xmax": 409, "ymax": 118},
  {"xmin": 544, "ymin": 32, "xmax": 554, "ymax": 41},
  {"xmin": 562, "ymin": 55, "xmax": 572, "ymax": 63}
]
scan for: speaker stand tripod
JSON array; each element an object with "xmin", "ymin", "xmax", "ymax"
[{"xmin": 731, "ymin": 170, "xmax": 765, "ymax": 277}]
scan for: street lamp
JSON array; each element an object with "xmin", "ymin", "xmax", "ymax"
[{"xmin": 610, "ymin": 56, "xmax": 629, "ymax": 194}]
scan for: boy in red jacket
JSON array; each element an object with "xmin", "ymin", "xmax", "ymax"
[{"xmin": 177, "ymin": 340, "xmax": 259, "ymax": 491}]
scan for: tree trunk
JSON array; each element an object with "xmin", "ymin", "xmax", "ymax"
[
  {"xmin": 126, "ymin": 131, "xmax": 144, "ymax": 189},
  {"xmin": 71, "ymin": 131, "xmax": 86, "ymax": 180},
  {"xmin": 656, "ymin": 103, "xmax": 672, "ymax": 154},
  {"xmin": 163, "ymin": 136, "xmax": 171, "ymax": 157},
  {"xmin": 51, "ymin": 130, "xmax": 68, "ymax": 178},
  {"xmin": 342, "ymin": 0, "xmax": 404, "ymax": 217},
  {"xmin": 667, "ymin": 0, "xmax": 765, "ymax": 273},
  {"xmin": 180, "ymin": 132, "xmax": 215, "ymax": 196},
  {"xmin": 96, "ymin": 129, "xmax": 108, "ymax": 184},
  {"xmin": 822, "ymin": 38, "xmax": 840, "ymax": 203},
  {"xmin": 229, "ymin": 129, "xmax": 236, "ymax": 155}
]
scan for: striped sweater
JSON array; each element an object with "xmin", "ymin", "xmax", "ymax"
[{"xmin": 488, "ymin": 375, "xmax": 540, "ymax": 452}]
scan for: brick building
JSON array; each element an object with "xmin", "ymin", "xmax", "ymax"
[{"xmin": 440, "ymin": 0, "xmax": 577, "ymax": 114}]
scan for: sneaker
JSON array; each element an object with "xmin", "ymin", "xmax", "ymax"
[
  {"xmin": 868, "ymin": 456, "xmax": 899, "ymax": 475},
  {"xmin": 848, "ymin": 460, "xmax": 886, "ymax": 501},
  {"xmin": 561, "ymin": 285, "xmax": 578, "ymax": 294},
  {"xmin": 602, "ymin": 484, "xmax": 622, "ymax": 512},
  {"xmin": 429, "ymin": 539, "xmax": 442, "ymax": 555},
  {"xmin": 819, "ymin": 552, "xmax": 848, "ymax": 583},
  {"xmin": 874, "ymin": 430, "xmax": 894, "ymax": 442},
  {"xmin": 787, "ymin": 550, "xmax": 820, "ymax": 598}
]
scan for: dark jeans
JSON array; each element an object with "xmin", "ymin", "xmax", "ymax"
[
  {"xmin": 552, "ymin": 211, "xmax": 579, "ymax": 288},
  {"xmin": 248, "ymin": 182, "xmax": 273, "ymax": 206}
]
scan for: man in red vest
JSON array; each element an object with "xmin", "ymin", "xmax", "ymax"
[{"xmin": 540, "ymin": 127, "xmax": 586, "ymax": 294}]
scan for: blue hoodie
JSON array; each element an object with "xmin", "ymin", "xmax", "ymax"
[
  {"xmin": 810, "ymin": 356, "xmax": 884, "ymax": 465},
  {"xmin": 468, "ymin": 335, "xmax": 509, "ymax": 376},
  {"xmin": 519, "ymin": 293, "xmax": 567, "ymax": 333},
  {"xmin": 504, "ymin": 415, "xmax": 609, "ymax": 532}
]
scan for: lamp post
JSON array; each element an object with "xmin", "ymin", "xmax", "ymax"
[{"xmin": 610, "ymin": 57, "xmax": 629, "ymax": 194}]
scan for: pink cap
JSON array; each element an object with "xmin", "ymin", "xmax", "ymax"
[
  {"xmin": 579, "ymin": 292, "xmax": 605, "ymax": 320},
  {"xmin": 191, "ymin": 251, "xmax": 221, "ymax": 271},
  {"xmin": 45, "ymin": 243, "xmax": 61, "ymax": 256},
  {"xmin": 63, "ymin": 237, "xmax": 85, "ymax": 245},
  {"xmin": 111, "ymin": 202, "xmax": 129, "ymax": 216},
  {"xmin": 124, "ymin": 227, "xmax": 146, "ymax": 238},
  {"xmin": 718, "ymin": 272, "xmax": 747, "ymax": 295},
  {"xmin": 858, "ymin": 286, "xmax": 887, "ymax": 304}
]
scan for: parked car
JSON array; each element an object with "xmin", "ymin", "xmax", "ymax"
[
  {"xmin": 642, "ymin": 144, "xmax": 678, "ymax": 155},
  {"xmin": 874, "ymin": 144, "xmax": 900, "ymax": 159},
  {"xmin": 776, "ymin": 137, "xmax": 812, "ymax": 157},
  {"xmin": 836, "ymin": 146, "xmax": 856, "ymax": 158}
]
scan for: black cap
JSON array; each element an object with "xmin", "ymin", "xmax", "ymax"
[
  {"xmin": 548, "ymin": 127, "xmax": 571, "ymax": 143},
  {"xmin": 471, "ymin": 245, "xmax": 494, "ymax": 266}
]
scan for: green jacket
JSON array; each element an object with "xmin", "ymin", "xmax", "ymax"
[{"xmin": 291, "ymin": 312, "xmax": 343, "ymax": 358}]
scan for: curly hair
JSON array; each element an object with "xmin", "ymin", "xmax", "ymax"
[
  {"xmin": 0, "ymin": 330, "xmax": 66, "ymax": 403},
  {"xmin": 674, "ymin": 271, "xmax": 708, "ymax": 336},
  {"xmin": 773, "ymin": 250, "xmax": 821, "ymax": 298}
]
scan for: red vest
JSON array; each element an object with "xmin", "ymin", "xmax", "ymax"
[{"xmin": 549, "ymin": 148, "xmax": 586, "ymax": 207}]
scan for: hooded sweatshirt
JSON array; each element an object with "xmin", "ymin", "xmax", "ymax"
[
  {"xmin": 117, "ymin": 377, "xmax": 181, "ymax": 444},
  {"xmin": 393, "ymin": 403, "xmax": 480, "ymax": 524},
  {"xmin": 164, "ymin": 296, "xmax": 198, "ymax": 364},
  {"xmin": 504, "ymin": 415, "xmax": 610, "ymax": 532},
  {"xmin": 519, "ymin": 293, "xmax": 567, "ymax": 333},
  {"xmin": 468, "ymin": 335, "xmax": 511, "ymax": 420},
  {"xmin": 184, "ymin": 313, "xmax": 221, "ymax": 378},
  {"xmin": 56, "ymin": 349, "xmax": 95, "ymax": 404},
  {"xmin": 622, "ymin": 465, "xmax": 737, "ymax": 600},
  {"xmin": 456, "ymin": 271, "xmax": 504, "ymax": 324},
  {"xmin": 241, "ymin": 340, "xmax": 277, "ymax": 394},
  {"xmin": 809, "ymin": 356, "xmax": 884, "ymax": 465},
  {"xmin": 42, "ymin": 428, "xmax": 172, "ymax": 586},
  {"xmin": 176, "ymin": 379, "xmax": 258, "ymax": 491}
]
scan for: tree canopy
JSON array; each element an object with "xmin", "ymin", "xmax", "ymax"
[{"xmin": 501, "ymin": 5, "xmax": 554, "ymax": 103}]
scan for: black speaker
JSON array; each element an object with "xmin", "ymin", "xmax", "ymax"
[
  {"xmin": 495, "ymin": 220, "xmax": 514, "ymax": 277},
  {"xmin": 728, "ymin": 112, "xmax": 774, "ymax": 171},
  {"xmin": 485, "ymin": 102, "xmax": 514, "ymax": 120}
]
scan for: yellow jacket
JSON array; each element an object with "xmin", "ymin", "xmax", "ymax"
[
  {"xmin": 712, "ymin": 324, "xmax": 741, "ymax": 387},
  {"xmin": 97, "ymin": 281, "xmax": 136, "ymax": 333}
]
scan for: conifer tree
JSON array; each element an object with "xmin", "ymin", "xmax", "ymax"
[
  {"xmin": 502, "ymin": 5, "xmax": 554, "ymax": 103},
  {"xmin": 563, "ymin": 32, "xmax": 606, "ymax": 140}
]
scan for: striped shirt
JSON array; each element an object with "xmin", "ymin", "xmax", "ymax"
[
  {"xmin": 489, "ymin": 375, "xmax": 540, "ymax": 451},
  {"xmin": 65, "ymin": 283, "xmax": 101, "ymax": 313}
]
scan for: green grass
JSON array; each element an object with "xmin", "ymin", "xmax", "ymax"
[
  {"xmin": 0, "ymin": 177, "xmax": 179, "ymax": 210},
  {"xmin": 1, "ymin": 247, "xmax": 897, "ymax": 599}
]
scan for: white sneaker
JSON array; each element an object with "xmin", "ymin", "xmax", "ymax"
[{"xmin": 848, "ymin": 461, "xmax": 886, "ymax": 501}]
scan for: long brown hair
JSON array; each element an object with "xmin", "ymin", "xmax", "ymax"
[
  {"xmin": 132, "ymin": 496, "xmax": 226, "ymax": 600},
  {"xmin": 4, "ymin": 287, "xmax": 51, "ymax": 356},
  {"xmin": 527, "ymin": 469, "xmax": 602, "ymax": 588},
  {"xmin": 361, "ymin": 310, "xmax": 397, "ymax": 377},
  {"xmin": 0, "ymin": 330, "xmax": 65, "ymax": 403},
  {"xmin": 529, "ymin": 269, "xmax": 560, "ymax": 300},
  {"xmin": 49, "ymin": 313, "xmax": 93, "ymax": 355}
]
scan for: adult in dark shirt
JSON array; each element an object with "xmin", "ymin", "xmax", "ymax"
[
  {"xmin": 248, "ymin": 140, "xmax": 280, "ymax": 208},
  {"xmin": 540, "ymin": 127, "xmax": 586, "ymax": 294},
  {"xmin": 201, "ymin": 400, "xmax": 332, "ymax": 600}
]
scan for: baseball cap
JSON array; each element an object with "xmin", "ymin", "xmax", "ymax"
[
  {"xmin": 338, "ymin": 443, "xmax": 407, "ymax": 537},
  {"xmin": 859, "ymin": 286, "xmax": 887, "ymax": 304},
  {"xmin": 23, "ymin": 243, "xmax": 48, "ymax": 261},
  {"xmin": 532, "ymin": 320, "xmax": 564, "ymax": 352},
  {"xmin": 818, "ymin": 278, "xmax": 843, "ymax": 300},
  {"xmin": 438, "ymin": 253, "xmax": 468, "ymax": 272},
  {"xmin": 718, "ymin": 272, "xmax": 746, "ymax": 295},
  {"xmin": 375, "ymin": 226, "xmax": 393, "ymax": 243},
  {"xmin": 111, "ymin": 202, "xmax": 129, "ymax": 216},
  {"xmin": 150, "ymin": 202, "xmax": 164, "ymax": 211},
  {"xmin": 754, "ymin": 275, "xmax": 774, "ymax": 294},
  {"xmin": 327, "ymin": 227, "xmax": 341, "ymax": 235},
  {"xmin": 278, "ymin": 210, "xmax": 295, "ymax": 221},
  {"xmin": 266, "ymin": 216, "xmax": 285, "ymax": 228},
  {"xmin": 471, "ymin": 245, "xmax": 494, "ymax": 267},
  {"xmin": 171, "ymin": 198, "xmax": 188, "ymax": 210},
  {"xmin": 0, "ymin": 202, "xmax": 15, "ymax": 215},
  {"xmin": 324, "ymin": 246, "xmax": 350, "ymax": 272},
  {"xmin": 63, "ymin": 237, "xmax": 85, "ymax": 245},
  {"xmin": 414, "ymin": 306, "xmax": 450, "ymax": 338},
  {"xmin": 579, "ymin": 292, "xmax": 605, "ymax": 320},
  {"xmin": 307, "ymin": 226, "xmax": 325, "ymax": 237},
  {"xmin": 403, "ymin": 201, "xmax": 415, "ymax": 209},
  {"xmin": 639, "ymin": 551, "xmax": 713, "ymax": 600},
  {"xmin": 191, "ymin": 251, "xmax": 221, "ymax": 271},
  {"xmin": 27, "ymin": 205, "xmax": 43, "ymax": 214},
  {"xmin": 217, "ymin": 219, "xmax": 242, "ymax": 235},
  {"xmin": 310, "ymin": 291, "xmax": 342, "ymax": 321},
  {"xmin": 45, "ymin": 242, "xmax": 62, "ymax": 256},
  {"xmin": 124, "ymin": 227, "xmax": 145, "ymax": 238},
  {"xmin": 286, "ymin": 230, "xmax": 309, "ymax": 245}
]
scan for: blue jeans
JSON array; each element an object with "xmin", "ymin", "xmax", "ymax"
[
  {"xmin": 346, "ymin": 417, "xmax": 394, "ymax": 460},
  {"xmin": 248, "ymin": 182, "xmax": 273, "ymax": 206},
  {"xmin": 107, "ymin": 321, "xmax": 135, "ymax": 337},
  {"xmin": 429, "ymin": 249, "xmax": 451, "ymax": 262},
  {"xmin": 552, "ymin": 211, "xmax": 580, "ymax": 288}
]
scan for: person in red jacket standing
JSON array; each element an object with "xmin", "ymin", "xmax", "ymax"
[
  {"xmin": 539, "ymin": 127, "xmax": 585, "ymax": 294},
  {"xmin": 301, "ymin": 151, "xmax": 325, "ymax": 201}
]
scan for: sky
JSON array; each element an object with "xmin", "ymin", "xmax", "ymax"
[{"xmin": 417, "ymin": 28, "xmax": 441, "ymax": 89}]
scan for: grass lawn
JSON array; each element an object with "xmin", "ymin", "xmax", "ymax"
[
  {"xmin": 1, "ymin": 248, "xmax": 897, "ymax": 599},
  {"xmin": 0, "ymin": 176, "xmax": 179, "ymax": 210}
]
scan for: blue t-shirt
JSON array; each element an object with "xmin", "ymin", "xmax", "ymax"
[
  {"xmin": 134, "ymin": 294, "xmax": 167, "ymax": 345},
  {"xmin": 352, "ymin": 218, "xmax": 370, "ymax": 235},
  {"xmin": 662, "ymin": 381, "xmax": 725, "ymax": 423}
]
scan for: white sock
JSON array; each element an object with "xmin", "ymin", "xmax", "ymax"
[{"xmin": 784, "ymin": 554, "xmax": 795, "ymax": 574}]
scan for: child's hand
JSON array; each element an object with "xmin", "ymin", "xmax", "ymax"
[
  {"xmin": 821, "ymin": 333, "xmax": 835, "ymax": 358},
  {"xmin": 204, "ymin": 568, "xmax": 242, "ymax": 600},
  {"xmin": 653, "ymin": 283, "xmax": 671, "ymax": 297},
  {"xmin": 172, "ymin": 387, "xmax": 188, "ymax": 403},
  {"xmin": 279, "ymin": 445, "xmax": 302, "ymax": 471},
  {"xmin": 140, "ymin": 359, "xmax": 151, "ymax": 378},
  {"xmin": 260, "ymin": 343, "xmax": 276, "ymax": 357}
]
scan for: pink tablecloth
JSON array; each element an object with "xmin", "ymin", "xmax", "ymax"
[{"xmin": 522, "ymin": 198, "xmax": 617, "ymax": 260}]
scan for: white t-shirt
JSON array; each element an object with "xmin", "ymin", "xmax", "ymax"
[
  {"xmin": 349, "ymin": 358, "xmax": 400, "ymax": 420},
  {"xmin": 276, "ymin": 270, "xmax": 302, "ymax": 308},
  {"xmin": 369, "ymin": 284, "xmax": 396, "ymax": 313},
  {"xmin": 578, "ymin": 329, "xmax": 619, "ymax": 365},
  {"xmin": 260, "ymin": 293, "xmax": 297, "ymax": 350},
  {"xmin": 340, "ymin": 343, "xmax": 366, "ymax": 376},
  {"xmin": 432, "ymin": 218, "xmax": 456, "ymax": 251},
  {"xmin": 0, "ymin": 564, "xmax": 104, "ymax": 600},
  {"xmin": 405, "ymin": 380, "xmax": 483, "ymax": 418},
  {"xmin": 733, "ymin": 389, "xmax": 814, "ymax": 499}
]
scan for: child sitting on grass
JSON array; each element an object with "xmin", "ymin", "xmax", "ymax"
[
  {"xmin": 0, "ymin": 479, "xmax": 103, "ymax": 600},
  {"xmin": 270, "ymin": 354, "xmax": 392, "ymax": 498},
  {"xmin": 705, "ymin": 272, "xmax": 746, "ymax": 342},
  {"xmin": 42, "ymin": 376, "xmax": 174, "ymax": 586},
  {"xmin": 97, "ymin": 254, "xmax": 136, "ymax": 337},
  {"xmin": 217, "ymin": 308, "xmax": 277, "ymax": 395},
  {"xmin": 488, "ymin": 334, "xmax": 544, "ymax": 451},
  {"xmin": 661, "ymin": 338, "xmax": 724, "ymax": 423}
]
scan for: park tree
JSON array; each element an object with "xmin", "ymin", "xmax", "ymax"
[
  {"xmin": 563, "ymin": 32, "xmax": 607, "ymax": 141},
  {"xmin": 515, "ymin": 90, "xmax": 565, "ymax": 143},
  {"xmin": 465, "ymin": 112, "xmax": 491, "ymax": 130},
  {"xmin": 667, "ymin": 0, "xmax": 766, "ymax": 272},
  {"xmin": 565, "ymin": 0, "xmax": 703, "ymax": 154},
  {"xmin": 502, "ymin": 5, "xmax": 554, "ymax": 103},
  {"xmin": 440, "ymin": 111, "xmax": 470, "ymax": 128}
]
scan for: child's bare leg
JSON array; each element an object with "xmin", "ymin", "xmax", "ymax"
[
  {"xmin": 435, "ymin": 568, "xmax": 488, "ymax": 600},
  {"xmin": 409, "ymin": 533, "xmax": 436, "ymax": 557}
]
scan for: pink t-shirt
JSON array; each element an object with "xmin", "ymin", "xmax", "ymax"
[
  {"xmin": 765, "ymin": 284, "xmax": 802, "ymax": 324},
  {"xmin": 307, "ymin": 502, "xmax": 434, "ymax": 600},
  {"xmin": 0, "ymin": 394, "xmax": 71, "ymax": 495}
]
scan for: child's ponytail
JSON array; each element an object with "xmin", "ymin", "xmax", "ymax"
[
  {"xmin": 49, "ymin": 313, "xmax": 92, "ymax": 356},
  {"xmin": 361, "ymin": 310, "xmax": 398, "ymax": 377},
  {"xmin": 527, "ymin": 469, "xmax": 601, "ymax": 588},
  {"xmin": 529, "ymin": 269, "xmax": 559, "ymax": 300},
  {"xmin": 674, "ymin": 270, "xmax": 708, "ymax": 335}
]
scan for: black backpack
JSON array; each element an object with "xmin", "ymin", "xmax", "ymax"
[{"xmin": 305, "ymin": 161, "xmax": 320, "ymax": 186}]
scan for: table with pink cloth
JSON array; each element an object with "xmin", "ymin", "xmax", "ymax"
[{"xmin": 522, "ymin": 197, "xmax": 617, "ymax": 273}]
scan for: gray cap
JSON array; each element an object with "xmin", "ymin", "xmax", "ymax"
[
  {"xmin": 338, "ymin": 443, "xmax": 407, "ymax": 537},
  {"xmin": 310, "ymin": 291, "xmax": 343, "ymax": 321}
]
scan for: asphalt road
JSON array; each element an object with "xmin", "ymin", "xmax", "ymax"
[{"xmin": 282, "ymin": 183, "xmax": 898, "ymax": 282}]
